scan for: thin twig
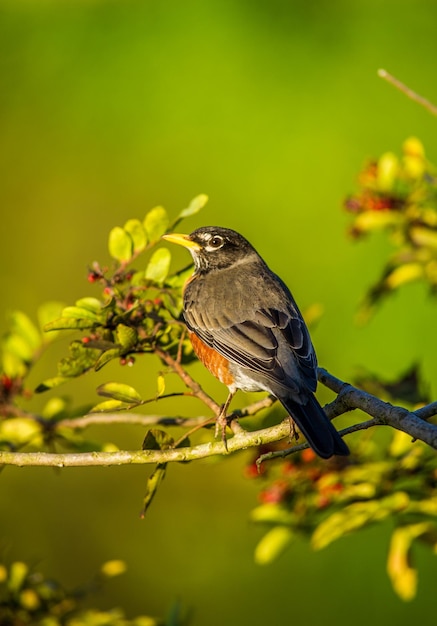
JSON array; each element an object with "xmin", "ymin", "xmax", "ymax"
[
  {"xmin": 155, "ymin": 348, "xmax": 221, "ymax": 414},
  {"xmin": 256, "ymin": 419, "xmax": 379, "ymax": 466},
  {"xmin": 57, "ymin": 395, "xmax": 276, "ymax": 431},
  {"xmin": 378, "ymin": 69, "xmax": 437, "ymax": 117},
  {"xmin": 58, "ymin": 413, "xmax": 209, "ymax": 430}
]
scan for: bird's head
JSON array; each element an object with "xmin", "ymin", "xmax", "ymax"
[{"xmin": 162, "ymin": 226, "xmax": 260, "ymax": 272}]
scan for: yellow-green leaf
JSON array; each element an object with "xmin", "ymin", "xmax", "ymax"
[
  {"xmin": 37, "ymin": 301, "xmax": 65, "ymax": 340},
  {"xmin": 100, "ymin": 560, "xmax": 127, "ymax": 578},
  {"xmin": 108, "ymin": 226, "xmax": 133, "ymax": 262},
  {"xmin": 254, "ymin": 526, "xmax": 294, "ymax": 565},
  {"xmin": 62, "ymin": 306, "xmax": 101, "ymax": 321},
  {"xmin": 115, "ymin": 324, "xmax": 138, "ymax": 350},
  {"xmin": 312, "ymin": 492, "xmax": 410, "ymax": 550},
  {"xmin": 124, "ymin": 218, "xmax": 147, "ymax": 252},
  {"xmin": 377, "ymin": 152, "xmax": 399, "ymax": 192},
  {"xmin": 142, "ymin": 429, "xmax": 174, "ymax": 451},
  {"xmin": 2, "ymin": 351, "xmax": 27, "ymax": 378},
  {"xmin": 2, "ymin": 334, "xmax": 34, "ymax": 363},
  {"xmin": 250, "ymin": 504, "xmax": 295, "ymax": 525},
  {"xmin": 41, "ymin": 397, "xmax": 68, "ymax": 419},
  {"xmin": 179, "ymin": 193, "xmax": 209, "ymax": 218},
  {"xmin": 57, "ymin": 341, "xmax": 100, "ymax": 377},
  {"xmin": 145, "ymin": 248, "xmax": 171, "ymax": 284},
  {"xmin": 143, "ymin": 206, "xmax": 169, "ymax": 242},
  {"xmin": 9, "ymin": 311, "xmax": 41, "ymax": 352},
  {"xmin": 385, "ymin": 263, "xmax": 423, "ymax": 289},
  {"xmin": 75, "ymin": 297, "xmax": 102, "ymax": 314},
  {"xmin": 97, "ymin": 382, "xmax": 142, "ymax": 403},
  {"xmin": 44, "ymin": 317, "xmax": 97, "ymax": 331},
  {"xmin": 35, "ymin": 376, "xmax": 70, "ymax": 393},
  {"xmin": 0, "ymin": 418, "xmax": 42, "ymax": 446},
  {"xmin": 8, "ymin": 562, "xmax": 28, "ymax": 592},
  {"xmin": 140, "ymin": 463, "xmax": 167, "ymax": 518},
  {"xmin": 157, "ymin": 374, "xmax": 166, "ymax": 397},
  {"xmin": 387, "ymin": 523, "xmax": 433, "ymax": 601},
  {"xmin": 354, "ymin": 210, "xmax": 402, "ymax": 233},
  {"xmin": 90, "ymin": 399, "xmax": 127, "ymax": 413},
  {"xmin": 410, "ymin": 226, "xmax": 437, "ymax": 250},
  {"xmin": 94, "ymin": 348, "xmax": 121, "ymax": 371}
]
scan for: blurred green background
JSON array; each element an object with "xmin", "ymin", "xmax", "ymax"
[{"xmin": 1, "ymin": 0, "xmax": 437, "ymax": 624}]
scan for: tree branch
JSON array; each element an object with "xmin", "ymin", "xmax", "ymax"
[
  {"xmin": 318, "ymin": 368, "xmax": 437, "ymax": 448},
  {"xmin": 1, "ymin": 368, "xmax": 437, "ymax": 468},
  {"xmin": 0, "ymin": 419, "xmax": 292, "ymax": 467},
  {"xmin": 257, "ymin": 369, "xmax": 437, "ymax": 465}
]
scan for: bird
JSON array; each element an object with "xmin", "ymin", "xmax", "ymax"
[{"xmin": 162, "ymin": 226, "xmax": 349, "ymax": 459}]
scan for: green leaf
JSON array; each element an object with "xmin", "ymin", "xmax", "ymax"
[
  {"xmin": 410, "ymin": 226, "xmax": 437, "ymax": 249},
  {"xmin": 2, "ymin": 334, "xmax": 34, "ymax": 363},
  {"xmin": 9, "ymin": 311, "xmax": 41, "ymax": 352},
  {"xmin": 41, "ymin": 397, "xmax": 68, "ymax": 419},
  {"xmin": 157, "ymin": 374, "xmax": 166, "ymax": 397},
  {"xmin": 115, "ymin": 324, "xmax": 138, "ymax": 350},
  {"xmin": 377, "ymin": 151, "xmax": 399, "ymax": 192},
  {"xmin": 75, "ymin": 297, "xmax": 103, "ymax": 314},
  {"xmin": 143, "ymin": 206, "xmax": 169, "ymax": 242},
  {"xmin": 353, "ymin": 210, "xmax": 402, "ymax": 233},
  {"xmin": 0, "ymin": 418, "xmax": 42, "ymax": 446},
  {"xmin": 140, "ymin": 463, "xmax": 167, "ymax": 518},
  {"xmin": 108, "ymin": 226, "xmax": 133, "ymax": 262},
  {"xmin": 250, "ymin": 504, "xmax": 296, "ymax": 525},
  {"xmin": 97, "ymin": 382, "xmax": 142, "ymax": 404},
  {"xmin": 385, "ymin": 263, "xmax": 424, "ymax": 289},
  {"xmin": 58, "ymin": 341, "xmax": 100, "ymax": 377},
  {"xmin": 142, "ymin": 429, "xmax": 174, "ymax": 451},
  {"xmin": 7, "ymin": 562, "xmax": 28, "ymax": 593},
  {"xmin": 145, "ymin": 248, "xmax": 171, "ymax": 284},
  {"xmin": 254, "ymin": 526, "xmax": 294, "ymax": 565},
  {"xmin": 312, "ymin": 492, "xmax": 410, "ymax": 550},
  {"xmin": 90, "ymin": 399, "xmax": 128, "ymax": 413},
  {"xmin": 178, "ymin": 193, "xmax": 209, "ymax": 218},
  {"xmin": 2, "ymin": 351, "xmax": 27, "ymax": 378},
  {"xmin": 387, "ymin": 522, "xmax": 434, "ymax": 601},
  {"xmin": 44, "ymin": 317, "xmax": 98, "ymax": 331},
  {"xmin": 37, "ymin": 301, "xmax": 65, "ymax": 340},
  {"xmin": 94, "ymin": 348, "xmax": 121, "ymax": 371},
  {"xmin": 140, "ymin": 430, "xmax": 174, "ymax": 516},
  {"xmin": 35, "ymin": 376, "xmax": 70, "ymax": 393},
  {"xmin": 62, "ymin": 306, "xmax": 101, "ymax": 321},
  {"xmin": 100, "ymin": 560, "xmax": 127, "ymax": 578},
  {"xmin": 124, "ymin": 218, "xmax": 147, "ymax": 252}
]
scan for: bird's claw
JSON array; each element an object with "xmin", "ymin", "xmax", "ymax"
[
  {"xmin": 288, "ymin": 416, "xmax": 299, "ymax": 443},
  {"xmin": 215, "ymin": 412, "xmax": 229, "ymax": 450}
]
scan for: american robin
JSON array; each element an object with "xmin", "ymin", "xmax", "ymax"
[{"xmin": 162, "ymin": 227, "xmax": 349, "ymax": 458}]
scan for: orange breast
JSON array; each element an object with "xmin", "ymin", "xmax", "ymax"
[{"xmin": 189, "ymin": 331, "xmax": 235, "ymax": 387}]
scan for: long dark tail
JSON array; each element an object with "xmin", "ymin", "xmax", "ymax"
[{"xmin": 280, "ymin": 394, "xmax": 349, "ymax": 459}]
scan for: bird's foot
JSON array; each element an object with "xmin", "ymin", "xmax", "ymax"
[
  {"xmin": 215, "ymin": 411, "xmax": 230, "ymax": 450},
  {"xmin": 214, "ymin": 391, "xmax": 236, "ymax": 451},
  {"xmin": 288, "ymin": 416, "xmax": 299, "ymax": 443}
]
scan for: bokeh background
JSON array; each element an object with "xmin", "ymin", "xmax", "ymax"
[{"xmin": 1, "ymin": 0, "xmax": 437, "ymax": 624}]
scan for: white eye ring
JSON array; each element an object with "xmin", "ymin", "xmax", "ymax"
[{"xmin": 207, "ymin": 235, "xmax": 225, "ymax": 250}]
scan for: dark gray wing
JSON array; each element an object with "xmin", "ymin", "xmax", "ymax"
[{"xmin": 184, "ymin": 282, "xmax": 318, "ymax": 393}]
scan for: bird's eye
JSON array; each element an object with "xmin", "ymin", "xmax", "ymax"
[{"xmin": 209, "ymin": 235, "xmax": 224, "ymax": 249}]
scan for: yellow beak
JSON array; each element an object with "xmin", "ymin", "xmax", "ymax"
[{"xmin": 161, "ymin": 233, "xmax": 201, "ymax": 251}]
